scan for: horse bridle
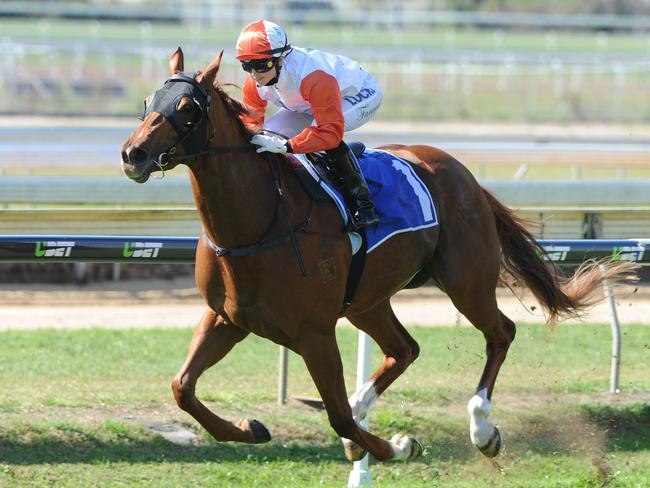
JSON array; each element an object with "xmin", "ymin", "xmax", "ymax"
[
  {"xmin": 139, "ymin": 72, "xmax": 311, "ymax": 276},
  {"xmin": 141, "ymin": 72, "xmax": 250, "ymax": 172}
]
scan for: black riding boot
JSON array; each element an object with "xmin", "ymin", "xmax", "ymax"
[{"xmin": 326, "ymin": 141, "xmax": 379, "ymax": 229}]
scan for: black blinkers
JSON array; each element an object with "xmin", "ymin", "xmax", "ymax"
[{"xmin": 142, "ymin": 72, "xmax": 211, "ymax": 158}]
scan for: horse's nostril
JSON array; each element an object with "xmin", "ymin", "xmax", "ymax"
[
  {"xmin": 121, "ymin": 150, "xmax": 130, "ymax": 165},
  {"xmin": 129, "ymin": 147, "xmax": 149, "ymax": 165}
]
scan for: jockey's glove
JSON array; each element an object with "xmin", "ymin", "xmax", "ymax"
[{"xmin": 251, "ymin": 134, "xmax": 291, "ymax": 154}]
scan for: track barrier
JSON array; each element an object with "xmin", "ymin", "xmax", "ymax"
[{"xmin": 1, "ymin": 235, "xmax": 647, "ymax": 265}]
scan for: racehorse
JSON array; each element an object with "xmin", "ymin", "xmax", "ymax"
[{"xmin": 120, "ymin": 47, "xmax": 636, "ymax": 463}]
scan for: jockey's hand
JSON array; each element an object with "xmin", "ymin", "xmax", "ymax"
[{"xmin": 251, "ymin": 134, "xmax": 289, "ymax": 154}]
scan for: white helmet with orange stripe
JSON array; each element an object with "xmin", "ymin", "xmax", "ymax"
[{"xmin": 236, "ymin": 19, "xmax": 291, "ymax": 60}]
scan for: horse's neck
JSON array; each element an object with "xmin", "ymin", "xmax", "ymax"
[{"xmin": 187, "ymin": 101, "xmax": 278, "ymax": 249}]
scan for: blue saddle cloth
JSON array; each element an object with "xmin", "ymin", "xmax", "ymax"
[{"xmin": 295, "ymin": 148, "xmax": 439, "ymax": 252}]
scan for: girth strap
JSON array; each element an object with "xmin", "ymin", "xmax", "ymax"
[
  {"xmin": 341, "ymin": 230, "xmax": 368, "ymax": 313},
  {"xmin": 202, "ymin": 223, "xmax": 309, "ymax": 257},
  {"xmin": 203, "ymin": 154, "xmax": 312, "ymax": 277}
]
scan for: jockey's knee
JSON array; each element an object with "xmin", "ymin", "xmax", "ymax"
[
  {"xmin": 171, "ymin": 374, "xmax": 195, "ymax": 411},
  {"xmin": 325, "ymin": 140, "xmax": 348, "ymax": 157}
]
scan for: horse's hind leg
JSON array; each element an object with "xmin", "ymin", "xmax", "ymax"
[
  {"xmin": 430, "ymin": 218, "xmax": 514, "ymax": 456},
  {"xmin": 445, "ymin": 284, "xmax": 515, "ymax": 457},
  {"xmin": 171, "ymin": 308, "xmax": 269, "ymax": 444},
  {"xmin": 298, "ymin": 329, "xmax": 421, "ymax": 462},
  {"xmin": 342, "ymin": 300, "xmax": 421, "ymax": 460}
]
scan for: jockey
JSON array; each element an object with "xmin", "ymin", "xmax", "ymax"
[{"xmin": 236, "ymin": 19, "xmax": 382, "ymax": 229}]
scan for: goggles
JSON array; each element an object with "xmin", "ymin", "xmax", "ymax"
[{"xmin": 241, "ymin": 58, "xmax": 276, "ymax": 73}]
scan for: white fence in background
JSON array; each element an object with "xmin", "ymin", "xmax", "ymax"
[
  {"xmin": 1, "ymin": 39, "xmax": 649, "ymax": 121},
  {"xmin": 1, "ymin": 1, "xmax": 650, "ymax": 31}
]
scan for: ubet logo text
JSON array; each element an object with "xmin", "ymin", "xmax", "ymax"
[
  {"xmin": 542, "ymin": 245, "xmax": 571, "ymax": 262},
  {"xmin": 35, "ymin": 241, "xmax": 76, "ymax": 257},
  {"xmin": 123, "ymin": 242, "xmax": 163, "ymax": 258},
  {"xmin": 611, "ymin": 246, "xmax": 644, "ymax": 262}
]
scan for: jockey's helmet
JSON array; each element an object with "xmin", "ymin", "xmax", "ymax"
[{"xmin": 236, "ymin": 19, "xmax": 291, "ymax": 61}]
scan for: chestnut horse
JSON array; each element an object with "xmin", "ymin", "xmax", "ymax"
[{"xmin": 120, "ymin": 48, "xmax": 634, "ymax": 462}]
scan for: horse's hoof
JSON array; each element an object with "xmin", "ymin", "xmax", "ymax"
[
  {"xmin": 389, "ymin": 434, "xmax": 423, "ymax": 461},
  {"xmin": 409, "ymin": 437, "xmax": 423, "ymax": 459},
  {"xmin": 247, "ymin": 419, "xmax": 272, "ymax": 443},
  {"xmin": 342, "ymin": 438, "xmax": 367, "ymax": 462},
  {"xmin": 477, "ymin": 426, "xmax": 501, "ymax": 457}
]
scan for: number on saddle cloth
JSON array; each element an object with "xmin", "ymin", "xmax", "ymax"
[{"xmin": 292, "ymin": 145, "xmax": 440, "ymax": 254}]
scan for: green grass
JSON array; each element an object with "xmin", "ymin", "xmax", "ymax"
[
  {"xmin": 5, "ymin": 18, "xmax": 650, "ymax": 54},
  {"xmin": 0, "ymin": 324, "xmax": 648, "ymax": 486}
]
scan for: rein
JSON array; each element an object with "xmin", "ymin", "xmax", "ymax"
[
  {"xmin": 169, "ymin": 143, "xmax": 252, "ymax": 162},
  {"xmin": 151, "ymin": 142, "xmax": 252, "ymax": 180}
]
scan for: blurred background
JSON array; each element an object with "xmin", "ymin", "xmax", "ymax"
[
  {"xmin": 1, "ymin": 0, "xmax": 650, "ymax": 122},
  {"xmin": 1, "ymin": 0, "xmax": 649, "ymax": 281}
]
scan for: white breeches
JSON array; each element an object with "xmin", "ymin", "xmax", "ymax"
[{"xmin": 263, "ymin": 78, "xmax": 383, "ymax": 139}]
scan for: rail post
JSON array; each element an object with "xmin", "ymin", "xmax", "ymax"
[
  {"xmin": 348, "ymin": 331, "xmax": 373, "ymax": 488},
  {"xmin": 600, "ymin": 266, "xmax": 621, "ymax": 394},
  {"xmin": 278, "ymin": 345, "xmax": 289, "ymax": 404}
]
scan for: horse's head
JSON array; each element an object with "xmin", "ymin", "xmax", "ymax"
[{"xmin": 121, "ymin": 47, "xmax": 224, "ymax": 183}]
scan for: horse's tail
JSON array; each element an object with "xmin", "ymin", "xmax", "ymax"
[{"xmin": 482, "ymin": 188, "xmax": 638, "ymax": 325}]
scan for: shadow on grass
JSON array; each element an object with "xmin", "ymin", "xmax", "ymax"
[
  {"xmin": 2, "ymin": 404, "xmax": 647, "ymax": 466},
  {"xmin": 582, "ymin": 403, "xmax": 650, "ymax": 451},
  {"xmin": 0, "ymin": 436, "xmax": 348, "ymax": 466}
]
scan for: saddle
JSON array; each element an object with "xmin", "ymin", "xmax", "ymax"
[{"xmin": 292, "ymin": 141, "xmax": 367, "ymax": 217}]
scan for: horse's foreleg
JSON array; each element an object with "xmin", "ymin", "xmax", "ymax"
[
  {"xmin": 298, "ymin": 331, "xmax": 421, "ymax": 462},
  {"xmin": 343, "ymin": 301, "xmax": 420, "ymax": 459},
  {"xmin": 171, "ymin": 308, "xmax": 268, "ymax": 444}
]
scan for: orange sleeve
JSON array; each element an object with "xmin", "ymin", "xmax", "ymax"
[
  {"xmin": 288, "ymin": 70, "xmax": 344, "ymax": 154},
  {"xmin": 240, "ymin": 76, "xmax": 267, "ymax": 129}
]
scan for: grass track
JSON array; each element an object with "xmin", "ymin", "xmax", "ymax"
[{"xmin": 0, "ymin": 324, "xmax": 648, "ymax": 486}]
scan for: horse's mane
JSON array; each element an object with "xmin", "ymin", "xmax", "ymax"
[
  {"xmin": 212, "ymin": 81, "xmax": 289, "ymax": 167},
  {"xmin": 213, "ymin": 82, "xmax": 257, "ymax": 140}
]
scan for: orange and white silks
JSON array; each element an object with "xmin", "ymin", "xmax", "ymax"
[{"xmin": 241, "ymin": 46, "xmax": 382, "ymax": 154}]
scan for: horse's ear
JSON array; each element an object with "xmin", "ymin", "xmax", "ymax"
[
  {"xmin": 169, "ymin": 47, "xmax": 184, "ymax": 74},
  {"xmin": 198, "ymin": 50, "xmax": 223, "ymax": 87}
]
